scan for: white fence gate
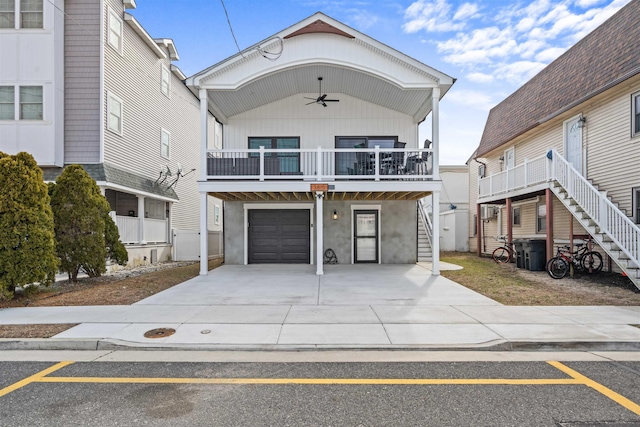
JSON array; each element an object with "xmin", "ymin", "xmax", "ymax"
[{"xmin": 173, "ymin": 229, "xmax": 223, "ymax": 261}]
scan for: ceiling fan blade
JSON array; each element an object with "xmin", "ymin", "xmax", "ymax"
[
  {"xmin": 324, "ymin": 99, "xmax": 339, "ymax": 102},
  {"xmin": 303, "ymin": 97, "xmax": 317, "ymax": 100},
  {"xmin": 322, "ymin": 102, "xmax": 327, "ymax": 107},
  {"xmin": 305, "ymin": 101, "xmax": 318, "ymax": 105},
  {"xmin": 319, "ymin": 94, "xmax": 327, "ymax": 101}
]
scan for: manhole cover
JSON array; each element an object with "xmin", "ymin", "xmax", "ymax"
[{"xmin": 144, "ymin": 328, "xmax": 176, "ymax": 338}]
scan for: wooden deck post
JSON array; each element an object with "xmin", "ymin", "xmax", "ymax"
[{"xmin": 545, "ymin": 188, "xmax": 554, "ymax": 262}]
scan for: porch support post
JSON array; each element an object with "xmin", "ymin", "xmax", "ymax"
[
  {"xmin": 431, "ymin": 191, "xmax": 440, "ymax": 275},
  {"xmin": 137, "ymin": 195, "xmax": 146, "ymax": 245},
  {"xmin": 506, "ymin": 197, "xmax": 512, "ymax": 246},
  {"xmin": 476, "ymin": 203, "xmax": 482, "ymax": 256},
  {"xmin": 545, "ymin": 188, "xmax": 554, "ymax": 263},
  {"xmin": 315, "ymin": 191, "xmax": 324, "ymax": 275},
  {"xmin": 431, "ymin": 87, "xmax": 440, "ymax": 180},
  {"xmin": 199, "ymin": 192, "xmax": 208, "ymax": 275},
  {"xmin": 199, "ymin": 89, "xmax": 208, "ymax": 181}
]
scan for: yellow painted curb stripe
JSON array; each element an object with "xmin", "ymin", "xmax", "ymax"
[
  {"xmin": 0, "ymin": 361, "xmax": 74, "ymax": 398},
  {"xmin": 37, "ymin": 377, "xmax": 579, "ymax": 385},
  {"xmin": 548, "ymin": 361, "xmax": 640, "ymax": 416}
]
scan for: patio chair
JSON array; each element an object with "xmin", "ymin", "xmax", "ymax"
[{"xmin": 402, "ymin": 139, "xmax": 431, "ymax": 175}]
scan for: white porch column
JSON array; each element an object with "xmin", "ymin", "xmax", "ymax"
[
  {"xmin": 137, "ymin": 195, "xmax": 146, "ymax": 244},
  {"xmin": 199, "ymin": 88, "xmax": 208, "ymax": 181},
  {"xmin": 199, "ymin": 192, "xmax": 208, "ymax": 275},
  {"xmin": 431, "ymin": 87, "xmax": 440, "ymax": 180},
  {"xmin": 431, "ymin": 191, "xmax": 440, "ymax": 275},
  {"xmin": 315, "ymin": 191, "xmax": 324, "ymax": 275},
  {"xmin": 200, "ymin": 193, "xmax": 209, "ymax": 276}
]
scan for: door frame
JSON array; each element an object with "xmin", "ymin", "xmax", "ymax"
[
  {"xmin": 351, "ymin": 204, "xmax": 381, "ymax": 264},
  {"xmin": 243, "ymin": 203, "xmax": 314, "ymax": 265},
  {"xmin": 564, "ymin": 114, "xmax": 584, "ymax": 175}
]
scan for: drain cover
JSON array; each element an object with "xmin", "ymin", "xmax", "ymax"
[{"xmin": 144, "ymin": 328, "xmax": 176, "ymax": 338}]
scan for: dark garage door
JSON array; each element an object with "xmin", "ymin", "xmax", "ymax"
[{"xmin": 249, "ymin": 209, "xmax": 310, "ymax": 264}]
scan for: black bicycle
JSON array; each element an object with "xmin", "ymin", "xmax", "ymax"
[{"xmin": 546, "ymin": 241, "xmax": 603, "ymax": 279}]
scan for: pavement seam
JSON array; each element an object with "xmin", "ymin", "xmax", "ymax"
[
  {"xmin": 369, "ymin": 305, "xmax": 392, "ymax": 344},
  {"xmin": 275, "ymin": 306, "xmax": 292, "ymax": 344}
]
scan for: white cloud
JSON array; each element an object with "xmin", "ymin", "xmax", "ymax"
[
  {"xmin": 467, "ymin": 72, "xmax": 494, "ymax": 83},
  {"xmin": 535, "ymin": 46, "xmax": 566, "ymax": 62},
  {"xmin": 349, "ymin": 9, "xmax": 379, "ymax": 30},
  {"xmin": 495, "ymin": 61, "xmax": 547, "ymax": 84},
  {"xmin": 575, "ymin": 0, "xmax": 605, "ymax": 7},
  {"xmin": 453, "ymin": 2, "xmax": 480, "ymax": 20},
  {"xmin": 403, "ymin": 0, "xmax": 470, "ymax": 33},
  {"xmin": 445, "ymin": 89, "xmax": 495, "ymax": 111}
]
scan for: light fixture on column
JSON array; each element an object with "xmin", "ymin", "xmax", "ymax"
[{"xmin": 332, "ymin": 210, "xmax": 338, "ymax": 220}]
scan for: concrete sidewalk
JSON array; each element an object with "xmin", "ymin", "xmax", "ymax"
[{"xmin": 1, "ymin": 263, "xmax": 639, "ymax": 351}]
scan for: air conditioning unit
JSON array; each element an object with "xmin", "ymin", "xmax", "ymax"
[{"xmin": 481, "ymin": 205, "xmax": 498, "ymax": 220}]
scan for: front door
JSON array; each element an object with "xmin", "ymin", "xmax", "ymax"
[
  {"xmin": 354, "ymin": 210, "xmax": 378, "ymax": 263},
  {"xmin": 565, "ymin": 117, "xmax": 583, "ymax": 175}
]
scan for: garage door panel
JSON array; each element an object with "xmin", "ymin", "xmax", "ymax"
[{"xmin": 249, "ymin": 209, "xmax": 310, "ymax": 264}]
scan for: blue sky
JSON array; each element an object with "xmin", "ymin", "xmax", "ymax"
[{"xmin": 132, "ymin": 0, "xmax": 631, "ymax": 164}]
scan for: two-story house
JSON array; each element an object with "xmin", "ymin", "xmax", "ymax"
[
  {"xmin": 0, "ymin": 0, "xmax": 222, "ymax": 265},
  {"xmin": 469, "ymin": 0, "xmax": 640, "ymax": 289},
  {"xmin": 187, "ymin": 13, "xmax": 455, "ymax": 276}
]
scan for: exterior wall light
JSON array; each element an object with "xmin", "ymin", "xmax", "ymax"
[
  {"xmin": 577, "ymin": 114, "xmax": 586, "ymax": 128},
  {"xmin": 332, "ymin": 210, "xmax": 338, "ymax": 220}
]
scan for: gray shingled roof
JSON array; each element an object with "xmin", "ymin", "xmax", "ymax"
[
  {"xmin": 476, "ymin": 0, "xmax": 640, "ymax": 158},
  {"xmin": 41, "ymin": 163, "xmax": 178, "ymax": 200}
]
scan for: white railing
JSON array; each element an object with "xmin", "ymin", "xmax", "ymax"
[
  {"xmin": 115, "ymin": 216, "xmax": 168, "ymax": 244},
  {"xmin": 418, "ymin": 198, "xmax": 433, "ymax": 247},
  {"xmin": 116, "ymin": 215, "xmax": 139, "ymax": 244},
  {"xmin": 549, "ymin": 149, "xmax": 640, "ymax": 269},
  {"xmin": 144, "ymin": 218, "xmax": 168, "ymax": 243},
  {"xmin": 206, "ymin": 146, "xmax": 434, "ymax": 181},
  {"xmin": 478, "ymin": 155, "xmax": 548, "ymax": 198}
]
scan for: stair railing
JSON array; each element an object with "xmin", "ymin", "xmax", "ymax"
[
  {"xmin": 549, "ymin": 149, "xmax": 640, "ymax": 270},
  {"xmin": 418, "ymin": 198, "xmax": 433, "ymax": 247}
]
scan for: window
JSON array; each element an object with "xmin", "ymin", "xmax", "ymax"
[
  {"xmin": 108, "ymin": 8, "xmax": 122, "ymax": 53},
  {"xmin": 0, "ymin": 0, "xmax": 15, "ymax": 28},
  {"xmin": 161, "ymin": 129, "xmax": 170, "ymax": 158},
  {"xmin": 633, "ymin": 92, "xmax": 640, "ymax": 137},
  {"xmin": 0, "ymin": 86, "xmax": 14, "ymax": 119},
  {"xmin": 537, "ymin": 203, "xmax": 546, "ymax": 233},
  {"xmin": 472, "ymin": 214, "xmax": 477, "ymax": 237},
  {"xmin": 214, "ymin": 205, "xmax": 220, "ymax": 225},
  {"xmin": 20, "ymin": 0, "xmax": 41, "ymax": 28},
  {"xmin": 634, "ymin": 188, "xmax": 640, "ymax": 224},
  {"xmin": 107, "ymin": 92, "xmax": 122, "ymax": 134},
  {"xmin": 19, "ymin": 86, "xmax": 42, "ymax": 119},
  {"xmin": 248, "ymin": 137, "xmax": 300, "ymax": 173},
  {"xmin": 161, "ymin": 66, "xmax": 170, "ymax": 97},
  {"xmin": 512, "ymin": 206, "xmax": 521, "ymax": 227},
  {"xmin": 335, "ymin": 136, "xmax": 398, "ymax": 175}
]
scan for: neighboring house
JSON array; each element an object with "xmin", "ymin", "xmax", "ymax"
[
  {"xmin": 0, "ymin": 0, "xmax": 222, "ymax": 264},
  {"xmin": 469, "ymin": 0, "xmax": 640, "ymax": 288},
  {"xmin": 186, "ymin": 13, "xmax": 455, "ymax": 275},
  {"xmin": 435, "ymin": 165, "xmax": 469, "ymax": 252}
]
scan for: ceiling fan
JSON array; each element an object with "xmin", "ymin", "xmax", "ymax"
[{"xmin": 304, "ymin": 77, "xmax": 339, "ymax": 107}]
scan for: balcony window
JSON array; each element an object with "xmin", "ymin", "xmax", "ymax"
[
  {"xmin": 20, "ymin": 0, "xmax": 41, "ymax": 28},
  {"xmin": 248, "ymin": 137, "xmax": 300, "ymax": 173},
  {"xmin": 335, "ymin": 136, "xmax": 397, "ymax": 175},
  {"xmin": 0, "ymin": 86, "xmax": 14, "ymax": 119},
  {"xmin": 0, "ymin": 0, "xmax": 15, "ymax": 28},
  {"xmin": 19, "ymin": 86, "xmax": 42, "ymax": 120}
]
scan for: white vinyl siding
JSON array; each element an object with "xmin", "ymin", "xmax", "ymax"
[
  {"xmin": 107, "ymin": 7, "xmax": 122, "ymax": 54},
  {"xmin": 161, "ymin": 128, "xmax": 170, "ymax": 159},
  {"xmin": 20, "ymin": 0, "xmax": 42, "ymax": 28},
  {"xmin": 0, "ymin": 0, "xmax": 15, "ymax": 28},
  {"xmin": 107, "ymin": 91, "xmax": 123, "ymax": 135},
  {"xmin": 0, "ymin": 86, "xmax": 14, "ymax": 119},
  {"xmin": 161, "ymin": 65, "xmax": 170, "ymax": 97}
]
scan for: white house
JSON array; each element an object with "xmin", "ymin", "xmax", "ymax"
[
  {"xmin": 186, "ymin": 13, "xmax": 455, "ymax": 275},
  {"xmin": 0, "ymin": 0, "xmax": 223, "ymax": 264}
]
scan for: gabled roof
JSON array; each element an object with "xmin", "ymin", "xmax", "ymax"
[
  {"xmin": 186, "ymin": 12, "xmax": 455, "ymax": 124},
  {"xmin": 476, "ymin": 0, "xmax": 640, "ymax": 158}
]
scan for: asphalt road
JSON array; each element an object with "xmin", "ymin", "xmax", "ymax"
[{"xmin": 1, "ymin": 358, "xmax": 640, "ymax": 426}]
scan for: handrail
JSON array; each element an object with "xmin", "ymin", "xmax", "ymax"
[
  {"xmin": 417, "ymin": 198, "xmax": 433, "ymax": 247},
  {"xmin": 548, "ymin": 149, "xmax": 640, "ymax": 270}
]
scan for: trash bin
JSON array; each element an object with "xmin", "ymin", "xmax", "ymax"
[
  {"xmin": 514, "ymin": 240, "xmax": 525, "ymax": 269},
  {"xmin": 524, "ymin": 239, "xmax": 546, "ymax": 271}
]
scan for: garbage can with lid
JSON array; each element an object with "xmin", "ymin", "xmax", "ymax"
[
  {"xmin": 524, "ymin": 239, "xmax": 546, "ymax": 271},
  {"xmin": 514, "ymin": 240, "xmax": 525, "ymax": 269}
]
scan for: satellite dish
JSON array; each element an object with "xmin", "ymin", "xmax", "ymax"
[
  {"xmin": 177, "ymin": 162, "xmax": 183, "ymax": 175},
  {"xmin": 165, "ymin": 164, "xmax": 172, "ymax": 176}
]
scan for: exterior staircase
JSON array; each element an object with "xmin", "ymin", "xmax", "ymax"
[
  {"xmin": 417, "ymin": 199, "xmax": 433, "ymax": 262},
  {"xmin": 548, "ymin": 149, "xmax": 640, "ymax": 290}
]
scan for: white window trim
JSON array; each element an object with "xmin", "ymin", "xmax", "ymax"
[
  {"xmin": 504, "ymin": 147, "xmax": 515, "ymax": 170},
  {"xmin": 19, "ymin": 85, "xmax": 43, "ymax": 120},
  {"xmin": 107, "ymin": 7, "xmax": 123, "ymax": 55},
  {"xmin": 161, "ymin": 128, "xmax": 170, "ymax": 159},
  {"xmin": 633, "ymin": 91, "xmax": 640, "ymax": 138},
  {"xmin": 214, "ymin": 205, "xmax": 220, "ymax": 225},
  {"xmin": 107, "ymin": 91, "xmax": 123, "ymax": 135},
  {"xmin": 536, "ymin": 202, "xmax": 546, "ymax": 233},
  {"xmin": 161, "ymin": 65, "xmax": 171, "ymax": 98},
  {"xmin": 512, "ymin": 206, "xmax": 521, "ymax": 227},
  {"xmin": 0, "ymin": 85, "xmax": 16, "ymax": 120}
]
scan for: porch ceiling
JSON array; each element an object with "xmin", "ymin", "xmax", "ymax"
[
  {"xmin": 208, "ymin": 190, "xmax": 432, "ymax": 202},
  {"xmin": 204, "ymin": 65, "xmax": 435, "ymax": 120}
]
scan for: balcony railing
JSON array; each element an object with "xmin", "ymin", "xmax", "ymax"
[
  {"xmin": 478, "ymin": 155, "xmax": 548, "ymax": 198},
  {"xmin": 115, "ymin": 215, "xmax": 168, "ymax": 244},
  {"xmin": 205, "ymin": 147, "xmax": 434, "ymax": 181}
]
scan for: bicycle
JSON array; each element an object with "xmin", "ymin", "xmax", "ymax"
[
  {"xmin": 492, "ymin": 236, "xmax": 515, "ymax": 263},
  {"xmin": 546, "ymin": 241, "xmax": 603, "ymax": 279}
]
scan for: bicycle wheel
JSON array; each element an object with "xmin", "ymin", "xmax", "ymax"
[
  {"xmin": 580, "ymin": 251, "xmax": 603, "ymax": 273},
  {"xmin": 492, "ymin": 246, "xmax": 511, "ymax": 263},
  {"xmin": 546, "ymin": 257, "xmax": 568, "ymax": 279}
]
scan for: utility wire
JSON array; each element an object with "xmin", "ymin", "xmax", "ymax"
[{"xmin": 219, "ymin": 0, "xmax": 246, "ymax": 59}]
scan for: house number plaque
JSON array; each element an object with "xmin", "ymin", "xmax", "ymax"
[{"xmin": 310, "ymin": 184, "xmax": 329, "ymax": 192}]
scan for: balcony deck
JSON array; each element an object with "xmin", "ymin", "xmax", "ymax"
[
  {"xmin": 477, "ymin": 154, "xmax": 551, "ymax": 204},
  {"xmin": 200, "ymin": 147, "xmax": 440, "ymax": 201}
]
